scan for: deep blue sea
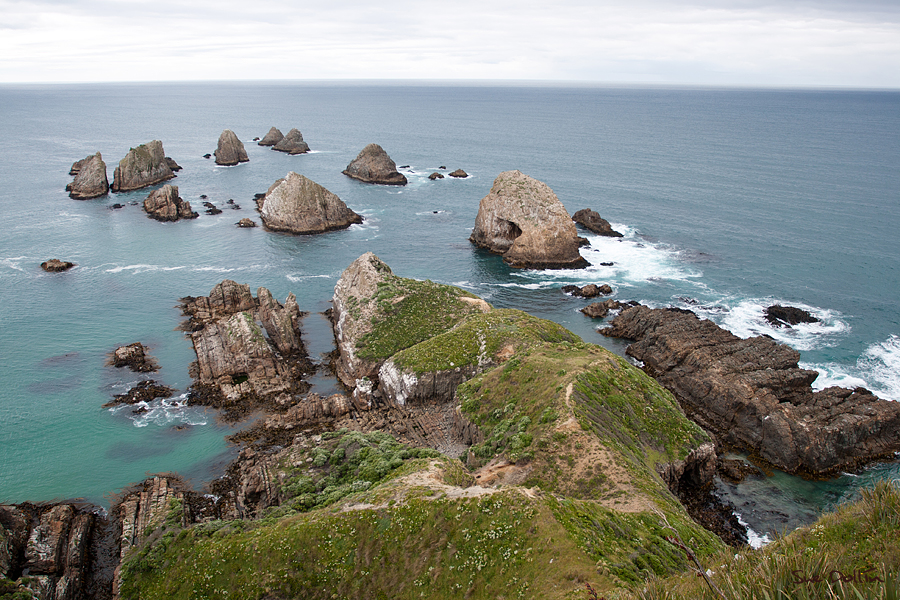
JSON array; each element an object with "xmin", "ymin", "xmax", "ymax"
[{"xmin": 1, "ymin": 82, "xmax": 898, "ymax": 540}]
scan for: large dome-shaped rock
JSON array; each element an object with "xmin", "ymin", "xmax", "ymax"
[
  {"xmin": 469, "ymin": 170, "xmax": 589, "ymax": 269},
  {"xmin": 214, "ymin": 129, "xmax": 249, "ymax": 166},
  {"xmin": 342, "ymin": 143, "xmax": 407, "ymax": 185},
  {"xmin": 66, "ymin": 152, "xmax": 109, "ymax": 199},
  {"xmin": 258, "ymin": 127, "xmax": 284, "ymax": 146},
  {"xmin": 272, "ymin": 128, "xmax": 309, "ymax": 155},
  {"xmin": 260, "ymin": 172, "xmax": 362, "ymax": 234},
  {"xmin": 111, "ymin": 141, "xmax": 175, "ymax": 192},
  {"xmin": 572, "ymin": 208, "xmax": 623, "ymax": 237},
  {"xmin": 143, "ymin": 185, "xmax": 198, "ymax": 222}
]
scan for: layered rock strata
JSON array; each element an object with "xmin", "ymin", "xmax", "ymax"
[
  {"xmin": 342, "ymin": 144, "xmax": 407, "ymax": 185},
  {"xmin": 111, "ymin": 141, "xmax": 175, "ymax": 192},
  {"xmin": 601, "ymin": 305, "xmax": 900, "ymax": 476},
  {"xmin": 66, "ymin": 152, "xmax": 109, "ymax": 199},
  {"xmin": 272, "ymin": 128, "xmax": 309, "ymax": 155},
  {"xmin": 142, "ymin": 185, "xmax": 198, "ymax": 222},
  {"xmin": 179, "ymin": 280, "xmax": 312, "ymax": 417},
  {"xmin": 469, "ymin": 170, "xmax": 590, "ymax": 269},
  {"xmin": 258, "ymin": 127, "xmax": 284, "ymax": 146},
  {"xmin": 259, "ymin": 172, "xmax": 362, "ymax": 234},
  {"xmin": 214, "ymin": 130, "xmax": 249, "ymax": 166},
  {"xmin": 572, "ymin": 208, "xmax": 623, "ymax": 237}
]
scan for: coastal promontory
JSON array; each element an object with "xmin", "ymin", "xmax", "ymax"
[
  {"xmin": 111, "ymin": 141, "xmax": 175, "ymax": 192},
  {"xmin": 272, "ymin": 128, "xmax": 309, "ymax": 155},
  {"xmin": 259, "ymin": 172, "xmax": 362, "ymax": 234},
  {"xmin": 214, "ymin": 129, "xmax": 249, "ymax": 166},
  {"xmin": 469, "ymin": 170, "xmax": 590, "ymax": 269},
  {"xmin": 342, "ymin": 143, "xmax": 407, "ymax": 185},
  {"xmin": 143, "ymin": 185, "xmax": 198, "ymax": 221},
  {"xmin": 66, "ymin": 152, "xmax": 109, "ymax": 199}
]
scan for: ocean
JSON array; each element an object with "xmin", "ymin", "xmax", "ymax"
[{"xmin": 1, "ymin": 82, "xmax": 898, "ymax": 539}]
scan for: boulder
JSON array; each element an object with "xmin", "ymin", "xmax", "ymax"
[
  {"xmin": 342, "ymin": 143, "xmax": 407, "ymax": 185},
  {"xmin": 581, "ymin": 299, "xmax": 623, "ymax": 318},
  {"xmin": 179, "ymin": 281, "xmax": 312, "ymax": 418},
  {"xmin": 260, "ymin": 172, "xmax": 362, "ymax": 234},
  {"xmin": 236, "ymin": 218, "xmax": 257, "ymax": 228},
  {"xmin": 214, "ymin": 129, "xmax": 249, "ymax": 166},
  {"xmin": 765, "ymin": 305, "xmax": 819, "ymax": 327},
  {"xmin": 41, "ymin": 259, "xmax": 75, "ymax": 272},
  {"xmin": 600, "ymin": 305, "xmax": 900, "ymax": 476},
  {"xmin": 111, "ymin": 140, "xmax": 175, "ymax": 192},
  {"xmin": 143, "ymin": 185, "xmax": 198, "ymax": 222},
  {"xmin": 469, "ymin": 170, "xmax": 589, "ymax": 269},
  {"xmin": 448, "ymin": 169, "xmax": 468, "ymax": 178},
  {"xmin": 562, "ymin": 283, "xmax": 613, "ymax": 298},
  {"xmin": 258, "ymin": 127, "xmax": 284, "ymax": 146},
  {"xmin": 272, "ymin": 128, "xmax": 309, "ymax": 155},
  {"xmin": 65, "ymin": 152, "xmax": 109, "ymax": 199},
  {"xmin": 572, "ymin": 208, "xmax": 623, "ymax": 237},
  {"xmin": 109, "ymin": 342, "xmax": 159, "ymax": 372},
  {"xmin": 428, "ymin": 172, "xmax": 444, "ymax": 180}
]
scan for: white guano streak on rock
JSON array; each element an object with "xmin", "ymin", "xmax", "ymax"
[{"xmin": 378, "ymin": 360, "xmax": 418, "ymax": 406}]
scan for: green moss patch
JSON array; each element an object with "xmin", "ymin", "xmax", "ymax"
[
  {"xmin": 354, "ymin": 276, "xmax": 487, "ymax": 361},
  {"xmin": 391, "ymin": 308, "xmax": 581, "ymax": 375}
]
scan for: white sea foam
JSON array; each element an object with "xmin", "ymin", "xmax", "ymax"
[
  {"xmin": 110, "ymin": 392, "xmax": 208, "ymax": 428},
  {"xmin": 192, "ymin": 266, "xmax": 238, "ymax": 273},
  {"xmin": 734, "ymin": 513, "xmax": 772, "ymax": 549},
  {"xmin": 512, "ymin": 228, "xmax": 701, "ymax": 287},
  {"xmin": 800, "ymin": 362, "xmax": 870, "ymax": 392},
  {"xmin": 286, "ymin": 273, "xmax": 336, "ymax": 282},
  {"xmin": 858, "ymin": 335, "xmax": 900, "ymax": 401},
  {"xmin": 2, "ymin": 256, "xmax": 29, "ymax": 272},
  {"xmin": 717, "ymin": 299, "xmax": 848, "ymax": 351}
]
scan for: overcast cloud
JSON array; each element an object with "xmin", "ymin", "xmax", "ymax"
[{"xmin": 1, "ymin": 0, "xmax": 898, "ymax": 86}]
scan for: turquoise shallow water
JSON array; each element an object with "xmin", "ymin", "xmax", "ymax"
[{"xmin": 0, "ymin": 83, "xmax": 898, "ymax": 537}]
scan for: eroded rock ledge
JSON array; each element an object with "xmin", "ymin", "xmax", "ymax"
[
  {"xmin": 179, "ymin": 280, "xmax": 313, "ymax": 419},
  {"xmin": 469, "ymin": 170, "xmax": 589, "ymax": 269},
  {"xmin": 601, "ymin": 305, "xmax": 900, "ymax": 477}
]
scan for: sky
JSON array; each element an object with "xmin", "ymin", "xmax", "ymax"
[{"xmin": 1, "ymin": 0, "xmax": 899, "ymax": 87}]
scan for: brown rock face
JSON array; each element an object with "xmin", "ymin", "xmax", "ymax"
[
  {"xmin": 66, "ymin": 152, "xmax": 109, "ymax": 199},
  {"xmin": 342, "ymin": 143, "xmax": 407, "ymax": 185},
  {"xmin": 258, "ymin": 127, "xmax": 284, "ymax": 146},
  {"xmin": 448, "ymin": 169, "xmax": 468, "ymax": 178},
  {"xmin": 109, "ymin": 342, "xmax": 159, "ymax": 372},
  {"xmin": 143, "ymin": 185, "xmax": 198, "ymax": 222},
  {"xmin": 572, "ymin": 208, "xmax": 623, "ymax": 237},
  {"xmin": 601, "ymin": 305, "xmax": 900, "ymax": 476},
  {"xmin": 40, "ymin": 259, "xmax": 75, "ymax": 272},
  {"xmin": 272, "ymin": 128, "xmax": 309, "ymax": 155},
  {"xmin": 428, "ymin": 172, "xmax": 444, "ymax": 180},
  {"xmin": 260, "ymin": 172, "xmax": 362, "ymax": 234},
  {"xmin": 469, "ymin": 170, "xmax": 590, "ymax": 270},
  {"xmin": 214, "ymin": 129, "xmax": 249, "ymax": 166},
  {"xmin": 111, "ymin": 140, "xmax": 175, "ymax": 192},
  {"xmin": 179, "ymin": 280, "xmax": 312, "ymax": 418}
]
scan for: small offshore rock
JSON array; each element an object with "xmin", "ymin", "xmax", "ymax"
[
  {"xmin": 104, "ymin": 380, "xmax": 175, "ymax": 407},
  {"xmin": 165, "ymin": 157, "xmax": 182, "ymax": 171},
  {"xmin": 66, "ymin": 152, "xmax": 109, "ymax": 199},
  {"xmin": 236, "ymin": 218, "xmax": 257, "ymax": 228},
  {"xmin": 109, "ymin": 342, "xmax": 159, "ymax": 372},
  {"xmin": 581, "ymin": 300, "xmax": 623, "ymax": 319},
  {"xmin": 448, "ymin": 169, "xmax": 468, "ymax": 178},
  {"xmin": 258, "ymin": 127, "xmax": 284, "ymax": 146},
  {"xmin": 143, "ymin": 185, "xmax": 199, "ymax": 222},
  {"xmin": 470, "ymin": 170, "xmax": 588, "ymax": 270},
  {"xmin": 343, "ymin": 143, "xmax": 407, "ymax": 185},
  {"xmin": 41, "ymin": 259, "xmax": 75, "ymax": 272},
  {"xmin": 112, "ymin": 140, "xmax": 175, "ymax": 192},
  {"xmin": 562, "ymin": 284, "xmax": 613, "ymax": 298},
  {"xmin": 765, "ymin": 305, "xmax": 819, "ymax": 327},
  {"xmin": 260, "ymin": 171, "xmax": 362, "ymax": 234},
  {"xmin": 429, "ymin": 172, "xmax": 444, "ymax": 180},
  {"xmin": 203, "ymin": 153, "xmax": 211, "ymax": 159},
  {"xmin": 572, "ymin": 208, "xmax": 624, "ymax": 237},
  {"xmin": 215, "ymin": 129, "xmax": 249, "ymax": 166},
  {"xmin": 273, "ymin": 128, "xmax": 310, "ymax": 155}
]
